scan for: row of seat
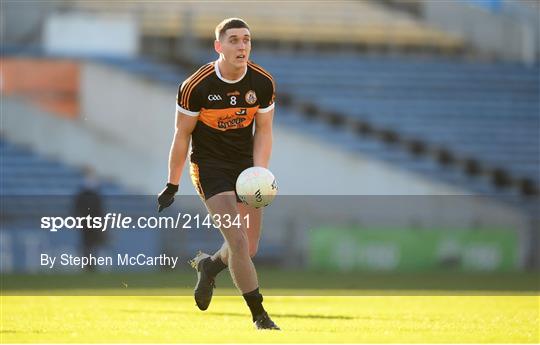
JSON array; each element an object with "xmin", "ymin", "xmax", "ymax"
[
  {"xmin": 79, "ymin": 50, "xmax": 539, "ymax": 195},
  {"xmin": 70, "ymin": 0, "xmax": 464, "ymax": 51},
  {"xmin": 83, "ymin": 48, "xmax": 537, "ymax": 196},
  {"xmin": 275, "ymin": 108, "xmax": 517, "ymax": 197},
  {"xmin": 0, "ymin": 140, "xmax": 125, "ymax": 196},
  {"xmin": 244, "ymin": 52, "xmax": 539, "ymax": 188}
]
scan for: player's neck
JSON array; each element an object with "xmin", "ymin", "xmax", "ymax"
[{"xmin": 217, "ymin": 58, "xmax": 246, "ymax": 81}]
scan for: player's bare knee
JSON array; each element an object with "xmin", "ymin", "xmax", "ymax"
[
  {"xmin": 248, "ymin": 243, "xmax": 258, "ymax": 258},
  {"xmin": 226, "ymin": 232, "xmax": 249, "ymax": 256}
]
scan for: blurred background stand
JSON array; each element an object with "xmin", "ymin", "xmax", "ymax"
[{"xmin": 1, "ymin": 0, "xmax": 538, "ymax": 279}]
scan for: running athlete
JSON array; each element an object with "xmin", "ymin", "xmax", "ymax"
[{"xmin": 157, "ymin": 18, "xmax": 279, "ymax": 330}]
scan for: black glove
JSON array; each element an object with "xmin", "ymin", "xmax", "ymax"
[{"xmin": 157, "ymin": 183, "xmax": 178, "ymax": 212}]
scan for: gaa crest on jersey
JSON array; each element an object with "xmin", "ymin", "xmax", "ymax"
[{"xmin": 245, "ymin": 90, "xmax": 257, "ymax": 105}]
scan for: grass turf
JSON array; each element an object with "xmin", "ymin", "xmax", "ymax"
[
  {"xmin": 1, "ymin": 271, "xmax": 538, "ymax": 343},
  {"xmin": 1, "ymin": 295, "xmax": 538, "ymax": 343}
]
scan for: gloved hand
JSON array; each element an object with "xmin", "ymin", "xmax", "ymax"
[{"xmin": 157, "ymin": 183, "xmax": 178, "ymax": 212}]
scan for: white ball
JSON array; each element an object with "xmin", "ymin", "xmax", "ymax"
[{"xmin": 236, "ymin": 167, "xmax": 278, "ymax": 208}]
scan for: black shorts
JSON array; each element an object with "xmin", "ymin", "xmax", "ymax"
[{"xmin": 190, "ymin": 162, "xmax": 250, "ymax": 202}]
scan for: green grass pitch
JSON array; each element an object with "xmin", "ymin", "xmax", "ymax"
[{"xmin": 1, "ymin": 271, "xmax": 538, "ymax": 343}]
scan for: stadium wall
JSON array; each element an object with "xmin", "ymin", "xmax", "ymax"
[
  {"xmin": 44, "ymin": 13, "xmax": 139, "ymax": 57},
  {"xmin": 422, "ymin": 1, "xmax": 538, "ymax": 63},
  {"xmin": 2, "ymin": 98, "xmax": 157, "ymax": 193},
  {"xmin": 1, "ymin": 2, "xmax": 58, "ymax": 45},
  {"xmin": 0, "ymin": 58, "xmax": 79, "ymax": 118}
]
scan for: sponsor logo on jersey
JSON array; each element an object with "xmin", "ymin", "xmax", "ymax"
[
  {"xmin": 227, "ymin": 91, "xmax": 240, "ymax": 97},
  {"xmin": 217, "ymin": 115, "xmax": 247, "ymax": 129},
  {"xmin": 245, "ymin": 90, "xmax": 257, "ymax": 105},
  {"xmin": 235, "ymin": 108, "xmax": 247, "ymax": 116},
  {"xmin": 208, "ymin": 94, "xmax": 222, "ymax": 101}
]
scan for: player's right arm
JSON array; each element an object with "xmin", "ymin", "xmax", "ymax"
[
  {"xmin": 157, "ymin": 111, "xmax": 198, "ymax": 212},
  {"xmin": 167, "ymin": 110, "xmax": 198, "ymax": 185},
  {"xmin": 158, "ymin": 75, "xmax": 204, "ymax": 212}
]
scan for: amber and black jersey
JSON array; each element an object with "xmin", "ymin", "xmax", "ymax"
[{"xmin": 176, "ymin": 61, "xmax": 275, "ymax": 169}]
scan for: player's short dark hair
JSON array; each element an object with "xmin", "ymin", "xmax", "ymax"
[{"xmin": 215, "ymin": 18, "xmax": 250, "ymax": 41}]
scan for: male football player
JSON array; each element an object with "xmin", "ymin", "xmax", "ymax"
[{"xmin": 157, "ymin": 18, "xmax": 279, "ymax": 330}]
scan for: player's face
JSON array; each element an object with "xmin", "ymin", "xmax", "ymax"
[{"xmin": 216, "ymin": 28, "xmax": 251, "ymax": 69}]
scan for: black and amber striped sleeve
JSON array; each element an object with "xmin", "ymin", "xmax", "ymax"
[
  {"xmin": 248, "ymin": 61, "xmax": 275, "ymax": 114},
  {"xmin": 176, "ymin": 63, "xmax": 214, "ymax": 116}
]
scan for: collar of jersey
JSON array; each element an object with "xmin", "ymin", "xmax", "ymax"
[{"xmin": 214, "ymin": 60, "xmax": 247, "ymax": 84}]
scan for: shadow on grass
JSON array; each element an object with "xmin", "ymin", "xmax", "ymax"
[
  {"xmin": 209, "ymin": 311, "xmax": 355, "ymax": 320},
  {"xmin": 0, "ymin": 329, "xmax": 46, "ymax": 334},
  {"xmin": 119, "ymin": 308, "xmax": 354, "ymax": 320}
]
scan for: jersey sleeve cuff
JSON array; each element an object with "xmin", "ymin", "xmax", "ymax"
[
  {"xmin": 176, "ymin": 104, "xmax": 200, "ymax": 117},
  {"xmin": 257, "ymin": 103, "xmax": 275, "ymax": 114}
]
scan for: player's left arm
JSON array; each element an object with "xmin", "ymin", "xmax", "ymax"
[{"xmin": 253, "ymin": 108, "xmax": 274, "ymax": 168}]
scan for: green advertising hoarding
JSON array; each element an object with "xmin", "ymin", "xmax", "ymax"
[{"xmin": 308, "ymin": 228, "xmax": 519, "ymax": 272}]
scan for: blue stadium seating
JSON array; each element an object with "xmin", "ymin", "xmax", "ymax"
[
  {"xmin": 96, "ymin": 50, "xmax": 538, "ymax": 197},
  {"xmin": 276, "ymin": 108, "xmax": 513, "ymax": 197},
  {"xmin": 249, "ymin": 52, "xmax": 539, "ymax": 188},
  {"xmin": 3, "ymin": 47, "xmax": 538, "ymax": 195},
  {"xmin": 0, "ymin": 139, "xmax": 126, "ymax": 196}
]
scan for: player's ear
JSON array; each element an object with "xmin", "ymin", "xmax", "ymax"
[{"xmin": 214, "ymin": 40, "xmax": 222, "ymax": 54}]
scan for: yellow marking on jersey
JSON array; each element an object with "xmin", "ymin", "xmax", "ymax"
[
  {"xmin": 181, "ymin": 63, "xmax": 214, "ymax": 109},
  {"xmin": 248, "ymin": 61, "xmax": 275, "ymax": 92},
  {"xmin": 199, "ymin": 107, "xmax": 259, "ymax": 131},
  {"xmin": 190, "ymin": 162, "xmax": 205, "ymax": 200}
]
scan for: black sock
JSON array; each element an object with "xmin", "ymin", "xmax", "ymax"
[
  {"xmin": 202, "ymin": 256, "xmax": 227, "ymax": 278},
  {"xmin": 243, "ymin": 287, "xmax": 266, "ymax": 321}
]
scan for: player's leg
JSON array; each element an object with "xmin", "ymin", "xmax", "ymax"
[
  {"xmin": 239, "ymin": 203, "xmax": 263, "ymax": 258},
  {"xmin": 189, "ymin": 163, "xmax": 226, "ymax": 310},
  {"xmin": 204, "ymin": 165, "xmax": 263, "ymax": 272},
  {"xmin": 199, "ymin": 202, "xmax": 260, "ymax": 299},
  {"xmin": 188, "ymin": 164, "xmax": 279, "ymax": 328},
  {"xmin": 190, "ymin": 191, "xmax": 258, "ymax": 311},
  {"xmin": 211, "ymin": 202, "xmax": 262, "ymax": 263},
  {"xmin": 205, "ymin": 191, "xmax": 258, "ymax": 292},
  {"xmin": 233, "ymin": 203, "xmax": 279, "ymax": 329},
  {"xmin": 205, "ymin": 192, "xmax": 279, "ymax": 329}
]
